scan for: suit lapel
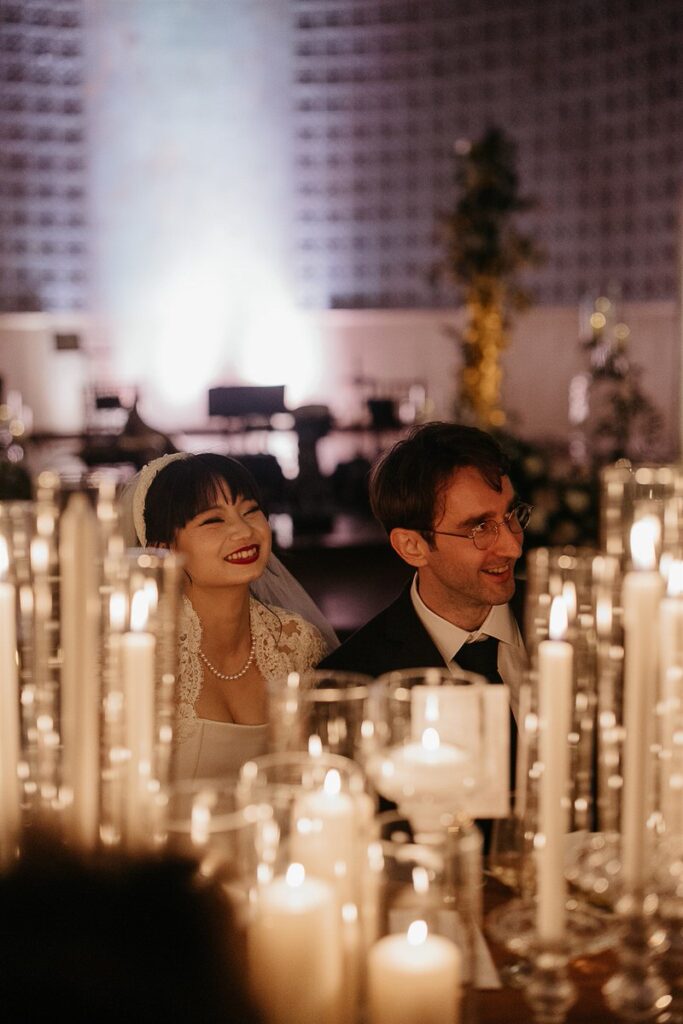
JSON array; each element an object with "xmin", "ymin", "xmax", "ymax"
[{"xmin": 382, "ymin": 584, "xmax": 447, "ymax": 669}]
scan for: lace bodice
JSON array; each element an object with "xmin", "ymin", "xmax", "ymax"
[{"xmin": 175, "ymin": 595, "xmax": 327, "ymax": 742}]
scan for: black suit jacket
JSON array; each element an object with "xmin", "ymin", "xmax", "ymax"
[
  {"xmin": 319, "ymin": 582, "xmax": 445, "ymax": 676},
  {"xmin": 319, "ymin": 579, "xmax": 525, "ymax": 678},
  {"xmin": 320, "ymin": 579, "xmax": 526, "ymax": 849}
]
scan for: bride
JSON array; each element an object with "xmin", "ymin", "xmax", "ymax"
[{"xmin": 119, "ymin": 451, "xmax": 337, "ymax": 780}]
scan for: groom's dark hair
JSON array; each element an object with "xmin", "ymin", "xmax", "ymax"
[{"xmin": 369, "ymin": 421, "xmax": 510, "ymax": 542}]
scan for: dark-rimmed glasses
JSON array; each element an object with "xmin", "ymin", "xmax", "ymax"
[{"xmin": 425, "ymin": 502, "xmax": 533, "ymax": 551}]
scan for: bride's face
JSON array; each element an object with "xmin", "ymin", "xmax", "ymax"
[{"xmin": 172, "ymin": 490, "xmax": 271, "ymax": 589}]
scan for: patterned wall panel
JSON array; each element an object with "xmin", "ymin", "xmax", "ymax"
[
  {"xmin": 291, "ymin": 0, "xmax": 683, "ymax": 309},
  {"xmin": 0, "ymin": 0, "xmax": 87, "ymax": 312}
]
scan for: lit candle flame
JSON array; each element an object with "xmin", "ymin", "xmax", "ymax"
[
  {"xmin": 130, "ymin": 589, "xmax": 150, "ymax": 632},
  {"xmin": 407, "ymin": 920, "xmax": 428, "ymax": 946},
  {"xmin": 109, "ymin": 592, "xmax": 126, "ymax": 631},
  {"xmin": 425, "ymin": 692, "xmax": 440, "ymax": 723},
  {"xmin": 667, "ymin": 559, "xmax": 683, "ymax": 597},
  {"xmin": 561, "ymin": 581, "xmax": 577, "ymax": 621},
  {"xmin": 342, "ymin": 902, "xmax": 358, "ymax": 924},
  {"xmin": 595, "ymin": 595, "xmax": 613, "ymax": 635},
  {"xmin": 412, "ymin": 866, "xmax": 429, "ymax": 895},
  {"xmin": 0, "ymin": 535, "xmax": 8, "ymax": 579},
  {"xmin": 361, "ymin": 719, "xmax": 374, "ymax": 740},
  {"xmin": 30, "ymin": 537, "xmax": 49, "ymax": 574},
  {"xmin": 630, "ymin": 516, "xmax": 659, "ymax": 571},
  {"xmin": 190, "ymin": 802, "xmax": 211, "ymax": 846},
  {"xmin": 144, "ymin": 578, "xmax": 159, "ymax": 612},
  {"xmin": 286, "ymin": 862, "xmax": 305, "ymax": 888},
  {"xmin": 323, "ymin": 768, "xmax": 341, "ymax": 796},
  {"xmin": 548, "ymin": 595, "xmax": 568, "ymax": 641},
  {"xmin": 308, "ymin": 734, "xmax": 323, "ymax": 757},
  {"xmin": 421, "ymin": 727, "xmax": 440, "ymax": 752}
]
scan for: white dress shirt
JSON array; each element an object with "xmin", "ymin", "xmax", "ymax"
[{"xmin": 410, "ymin": 575, "xmax": 527, "ymax": 719}]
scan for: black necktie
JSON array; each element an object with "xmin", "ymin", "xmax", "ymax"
[{"xmin": 453, "ymin": 634, "xmax": 502, "ymax": 683}]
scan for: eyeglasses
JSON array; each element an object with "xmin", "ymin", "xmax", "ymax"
[{"xmin": 425, "ymin": 502, "xmax": 533, "ymax": 551}]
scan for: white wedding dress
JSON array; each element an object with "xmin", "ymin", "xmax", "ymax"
[{"xmin": 172, "ymin": 595, "xmax": 327, "ymax": 781}]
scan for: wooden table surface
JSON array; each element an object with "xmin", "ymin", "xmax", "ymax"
[{"xmin": 479, "ymin": 877, "xmax": 623, "ymax": 1023}]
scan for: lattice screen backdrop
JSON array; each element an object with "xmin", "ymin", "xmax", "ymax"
[
  {"xmin": 291, "ymin": 0, "xmax": 683, "ymax": 309},
  {"xmin": 0, "ymin": 0, "xmax": 87, "ymax": 313},
  {"xmin": 1, "ymin": 0, "xmax": 681, "ymax": 315}
]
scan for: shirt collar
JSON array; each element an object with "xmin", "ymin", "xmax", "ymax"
[{"xmin": 410, "ymin": 574, "xmax": 521, "ymax": 664}]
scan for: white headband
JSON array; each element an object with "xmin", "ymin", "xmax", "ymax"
[{"xmin": 132, "ymin": 451, "xmax": 189, "ymax": 546}]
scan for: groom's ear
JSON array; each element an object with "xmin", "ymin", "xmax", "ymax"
[{"xmin": 389, "ymin": 527, "xmax": 430, "ymax": 568}]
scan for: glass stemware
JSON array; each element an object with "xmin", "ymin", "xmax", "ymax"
[{"xmin": 363, "ymin": 667, "xmax": 508, "ymax": 845}]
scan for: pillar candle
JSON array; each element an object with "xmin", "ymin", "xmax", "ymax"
[
  {"xmin": 59, "ymin": 493, "xmax": 100, "ymax": 850},
  {"xmin": 248, "ymin": 863, "xmax": 343, "ymax": 1024},
  {"xmin": 367, "ymin": 920, "xmax": 461, "ymax": 1024},
  {"xmin": 368, "ymin": 728, "xmax": 469, "ymax": 807},
  {"xmin": 290, "ymin": 768, "xmax": 357, "ymax": 901},
  {"xmin": 536, "ymin": 595, "xmax": 573, "ymax": 943},
  {"xmin": 0, "ymin": 536, "xmax": 19, "ymax": 868},
  {"xmin": 621, "ymin": 518, "xmax": 664, "ymax": 890},
  {"xmin": 121, "ymin": 588, "xmax": 156, "ymax": 850}
]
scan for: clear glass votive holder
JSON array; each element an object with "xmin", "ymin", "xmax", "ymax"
[
  {"xmin": 99, "ymin": 547, "xmax": 185, "ymax": 853},
  {"xmin": 370, "ymin": 810, "xmax": 484, "ymax": 997},
  {"xmin": 236, "ymin": 750, "xmax": 371, "ymax": 1024},
  {"xmin": 365, "ymin": 667, "xmax": 507, "ymax": 841},
  {"xmin": 0, "ymin": 501, "xmax": 35, "ymax": 865},
  {"xmin": 523, "ymin": 547, "xmax": 624, "ymax": 836},
  {"xmin": 366, "ymin": 811, "xmax": 467, "ymax": 1024},
  {"xmin": 599, "ymin": 462, "xmax": 682, "ymax": 565},
  {"xmin": 236, "ymin": 749, "xmax": 371, "ymax": 899},
  {"xmin": 267, "ymin": 668, "xmax": 377, "ymax": 762},
  {"xmin": 164, "ymin": 777, "xmax": 273, "ymax": 921}
]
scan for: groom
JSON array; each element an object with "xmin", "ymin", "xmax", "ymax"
[{"xmin": 319, "ymin": 421, "xmax": 529, "ymax": 712}]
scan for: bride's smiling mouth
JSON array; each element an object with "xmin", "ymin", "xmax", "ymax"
[{"xmin": 224, "ymin": 545, "xmax": 260, "ymax": 565}]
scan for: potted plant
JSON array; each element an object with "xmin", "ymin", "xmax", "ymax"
[{"xmin": 431, "ymin": 127, "xmax": 543, "ymax": 428}]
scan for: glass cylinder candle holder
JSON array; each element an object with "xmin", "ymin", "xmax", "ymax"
[
  {"xmin": 236, "ymin": 750, "xmax": 371, "ymax": 899},
  {"xmin": 0, "ymin": 501, "xmax": 34, "ymax": 866},
  {"xmin": 524, "ymin": 547, "xmax": 624, "ymax": 838},
  {"xmin": 370, "ymin": 809, "xmax": 483, "ymax": 1012},
  {"xmin": 25, "ymin": 474, "xmax": 61, "ymax": 829},
  {"xmin": 366, "ymin": 815, "xmax": 464, "ymax": 1024},
  {"xmin": 268, "ymin": 668, "xmax": 377, "ymax": 762},
  {"xmin": 365, "ymin": 668, "xmax": 507, "ymax": 844},
  {"xmin": 164, "ymin": 777, "xmax": 273, "ymax": 923},
  {"xmin": 99, "ymin": 548, "xmax": 185, "ymax": 854},
  {"xmin": 236, "ymin": 750, "xmax": 371, "ymax": 1024},
  {"xmin": 599, "ymin": 462, "xmax": 682, "ymax": 566}
]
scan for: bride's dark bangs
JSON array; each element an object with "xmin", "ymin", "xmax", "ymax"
[
  {"xmin": 176, "ymin": 456, "xmax": 263, "ymax": 521},
  {"xmin": 144, "ymin": 454, "xmax": 264, "ymax": 546}
]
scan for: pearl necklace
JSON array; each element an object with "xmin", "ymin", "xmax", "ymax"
[{"xmin": 198, "ymin": 636, "xmax": 256, "ymax": 681}]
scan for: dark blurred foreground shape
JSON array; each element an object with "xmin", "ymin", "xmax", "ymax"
[{"xmin": 0, "ymin": 838, "xmax": 263, "ymax": 1024}]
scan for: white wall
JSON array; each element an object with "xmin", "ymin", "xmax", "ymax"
[
  {"xmin": 2, "ymin": 300, "xmax": 678, "ymax": 459},
  {"xmin": 300, "ymin": 301, "xmax": 680, "ymax": 457},
  {"xmin": 501, "ymin": 300, "xmax": 680, "ymax": 454},
  {"xmin": 0, "ymin": 313, "xmax": 94, "ymax": 433}
]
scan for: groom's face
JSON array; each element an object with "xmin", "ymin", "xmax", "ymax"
[{"xmin": 417, "ymin": 466, "xmax": 523, "ymax": 629}]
